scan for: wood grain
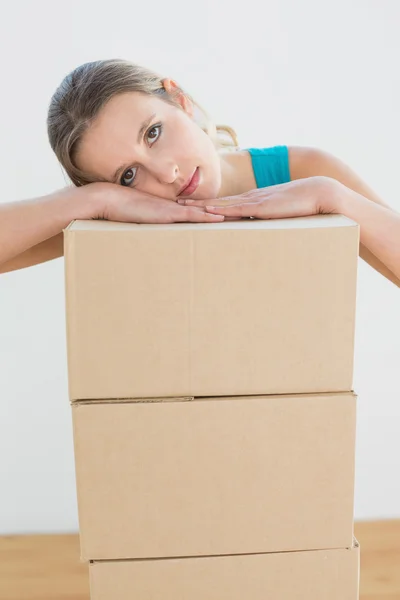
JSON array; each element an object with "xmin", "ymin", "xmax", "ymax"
[
  {"xmin": 0, "ymin": 534, "xmax": 88, "ymax": 600},
  {"xmin": 0, "ymin": 521, "xmax": 398, "ymax": 599}
]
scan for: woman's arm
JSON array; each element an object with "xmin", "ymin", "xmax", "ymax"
[
  {"xmin": 181, "ymin": 173, "xmax": 400, "ymax": 286},
  {"xmin": 0, "ymin": 233, "xmax": 64, "ymax": 274},
  {"xmin": 0, "ymin": 183, "xmax": 225, "ymax": 274},
  {"xmin": 334, "ymin": 183, "xmax": 400, "ymax": 282},
  {"xmin": 289, "ymin": 146, "xmax": 400, "ymax": 285},
  {"xmin": 0, "ymin": 187, "xmax": 95, "ymax": 274}
]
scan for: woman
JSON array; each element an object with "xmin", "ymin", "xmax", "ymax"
[{"xmin": 1, "ymin": 58, "xmax": 399, "ymax": 285}]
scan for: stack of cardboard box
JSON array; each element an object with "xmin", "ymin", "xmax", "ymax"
[{"xmin": 64, "ymin": 215, "xmax": 360, "ymax": 599}]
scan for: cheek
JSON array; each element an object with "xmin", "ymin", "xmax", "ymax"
[
  {"xmin": 177, "ymin": 128, "xmax": 204, "ymax": 155},
  {"xmin": 175, "ymin": 118, "xmax": 208, "ymax": 152},
  {"xmin": 172, "ymin": 120, "xmax": 221, "ymax": 193}
]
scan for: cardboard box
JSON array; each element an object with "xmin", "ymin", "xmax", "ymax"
[
  {"xmin": 72, "ymin": 392, "xmax": 356, "ymax": 560},
  {"xmin": 64, "ymin": 215, "xmax": 359, "ymax": 401},
  {"xmin": 89, "ymin": 540, "xmax": 360, "ymax": 600}
]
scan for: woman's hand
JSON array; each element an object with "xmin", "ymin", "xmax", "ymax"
[
  {"xmin": 181, "ymin": 174, "xmax": 399, "ymax": 286},
  {"xmin": 0, "ymin": 181, "xmax": 225, "ymax": 274},
  {"xmin": 177, "ymin": 176, "xmax": 342, "ymax": 220},
  {"xmin": 84, "ymin": 182, "xmax": 225, "ymax": 224}
]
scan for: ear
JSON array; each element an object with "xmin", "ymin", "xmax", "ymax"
[{"xmin": 162, "ymin": 78, "xmax": 193, "ymax": 117}]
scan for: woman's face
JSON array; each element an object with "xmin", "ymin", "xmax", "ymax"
[{"xmin": 75, "ymin": 89, "xmax": 222, "ymax": 201}]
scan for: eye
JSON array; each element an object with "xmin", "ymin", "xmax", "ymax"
[
  {"xmin": 120, "ymin": 124, "xmax": 162, "ymax": 187},
  {"xmin": 121, "ymin": 167, "xmax": 137, "ymax": 187},
  {"xmin": 146, "ymin": 124, "xmax": 162, "ymax": 144}
]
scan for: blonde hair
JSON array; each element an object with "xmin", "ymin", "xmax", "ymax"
[{"xmin": 47, "ymin": 59, "xmax": 238, "ymax": 187}]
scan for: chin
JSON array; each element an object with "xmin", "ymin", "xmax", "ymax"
[{"xmin": 198, "ymin": 181, "xmax": 219, "ymax": 201}]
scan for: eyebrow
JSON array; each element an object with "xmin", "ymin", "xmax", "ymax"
[{"xmin": 112, "ymin": 113, "xmax": 157, "ymax": 184}]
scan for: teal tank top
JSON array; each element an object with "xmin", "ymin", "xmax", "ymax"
[{"xmin": 247, "ymin": 146, "xmax": 291, "ymax": 188}]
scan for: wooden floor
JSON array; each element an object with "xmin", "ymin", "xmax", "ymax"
[{"xmin": 0, "ymin": 520, "xmax": 399, "ymax": 599}]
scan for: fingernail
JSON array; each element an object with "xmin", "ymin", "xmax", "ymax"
[{"xmin": 177, "ymin": 199, "xmax": 185, "ymax": 205}]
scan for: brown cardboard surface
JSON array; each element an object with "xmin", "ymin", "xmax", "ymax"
[
  {"xmin": 64, "ymin": 215, "xmax": 359, "ymax": 401},
  {"xmin": 89, "ymin": 541, "xmax": 360, "ymax": 600},
  {"xmin": 72, "ymin": 392, "xmax": 356, "ymax": 560}
]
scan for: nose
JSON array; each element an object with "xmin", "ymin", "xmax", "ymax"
[{"xmin": 152, "ymin": 160, "xmax": 179, "ymax": 185}]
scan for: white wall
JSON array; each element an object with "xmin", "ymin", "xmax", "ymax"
[{"xmin": 1, "ymin": 0, "xmax": 399, "ymax": 534}]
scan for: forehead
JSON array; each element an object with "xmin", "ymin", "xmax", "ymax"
[
  {"xmin": 75, "ymin": 92, "xmax": 171, "ymax": 178},
  {"xmin": 87, "ymin": 92, "xmax": 171, "ymax": 142},
  {"xmin": 97, "ymin": 91, "xmax": 169, "ymax": 124}
]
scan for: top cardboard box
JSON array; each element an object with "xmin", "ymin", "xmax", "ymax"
[{"xmin": 64, "ymin": 215, "xmax": 359, "ymax": 401}]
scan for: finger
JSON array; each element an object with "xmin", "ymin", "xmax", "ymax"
[
  {"xmin": 205, "ymin": 203, "xmax": 259, "ymax": 218},
  {"xmin": 207, "ymin": 195, "xmax": 320, "ymax": 220},
  {"xmin": 178, "ymin": 196, "xmax": 245, "ymax": 208},
  {"xmin": 177, "ymin": 198, "xmax": 207, "ymax": 207},
  {"xmin": 173, "ymin": 206, "xmax": 225, "ymax": 222},
  {"xmin": 189, "ymin": 211, "xmax": 225, "ymax": 222}
]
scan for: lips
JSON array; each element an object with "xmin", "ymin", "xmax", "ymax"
[{"xmin": 178, "ymin": 167, "xmax": 200, "ymax": 197}]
